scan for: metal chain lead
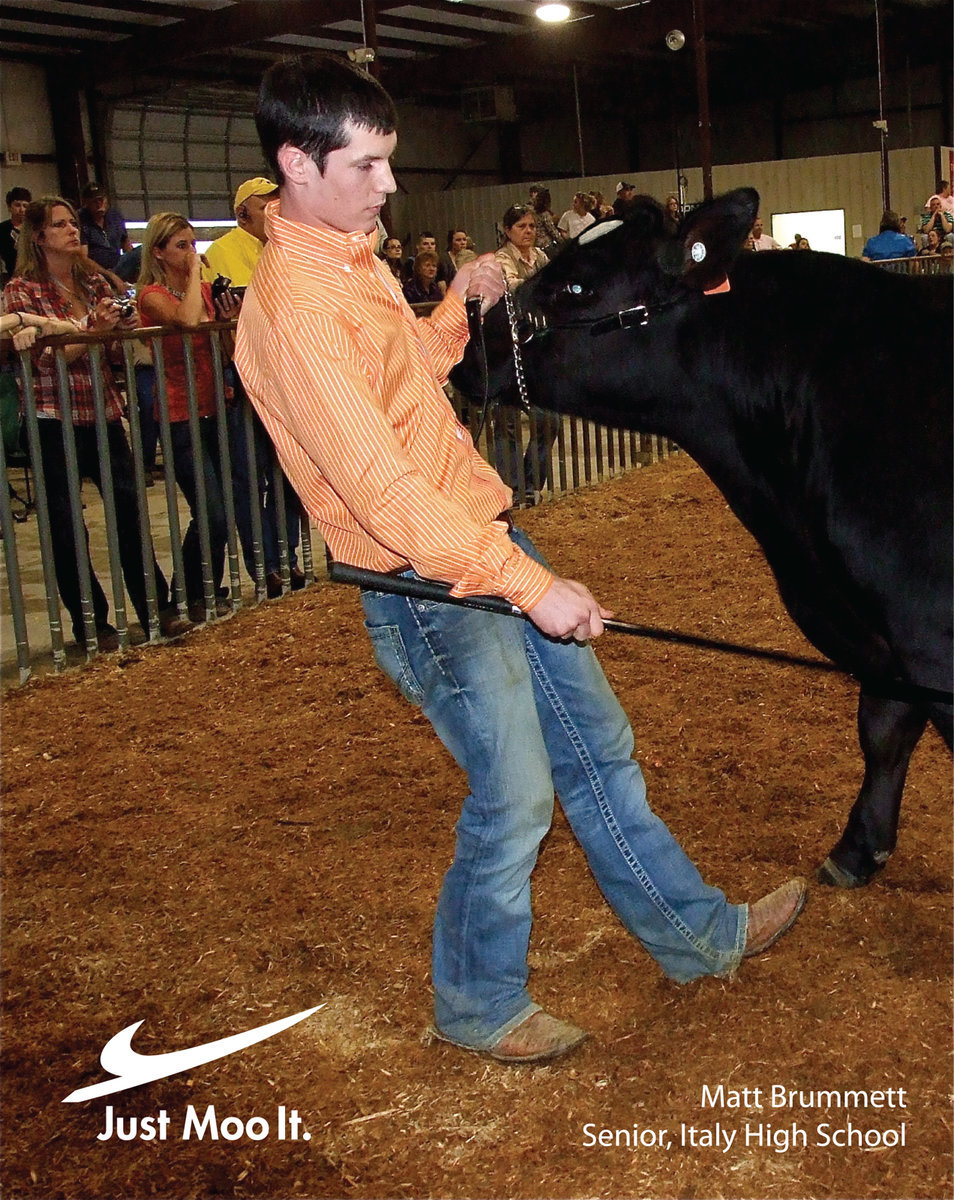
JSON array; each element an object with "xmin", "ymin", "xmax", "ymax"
[{"xmin": 505, "ymin": 288, "xmax": 531, "ymax": 412}]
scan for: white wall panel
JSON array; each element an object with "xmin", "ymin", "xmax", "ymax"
[{"xmin": 390, "ymin": 148, "xmax": 936, "ymax": 260}]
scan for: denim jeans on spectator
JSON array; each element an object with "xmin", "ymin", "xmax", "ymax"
[
  {"xmin": 359, "ymin": 525, "xmax": 744, "ymax": 1050},
  {"xmin": 36, "ymin": 419, "xmax": 170, "ymax": 638},
  {"xmin": 225, "ymin": 395, "xmax": 301, "ymax": 579},
  {"xmin": 134, "ymin": 364, "xmax": 158, "ymax": 472},
  {"xmin": 167, "ymin": 417, "xmax": 228, "ymax": 606},
  {"xmin": 492, "ymin": 404, "xmax": 559, "ymax": 501}
]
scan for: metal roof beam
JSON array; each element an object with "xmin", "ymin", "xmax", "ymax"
[{"xmin": 76, "ymin": 0, "xmax": 412, "ymax": 89}]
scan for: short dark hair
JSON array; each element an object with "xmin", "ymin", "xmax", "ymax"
[
  {"xmin": 501, "ymin": 204, "xmax": 532, "ymax": 230},
  {"xmin": 256, "ymin": 52, "xmax": 397, "ymax": 183},
  {"xmin": 5, "ymin": 186, "xmax": 31, "ymax": 207}
]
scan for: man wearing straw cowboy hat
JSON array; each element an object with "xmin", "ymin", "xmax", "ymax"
[{"xmin": 235, "ymin": 52, "xmax": 807, "ymax": 1066}]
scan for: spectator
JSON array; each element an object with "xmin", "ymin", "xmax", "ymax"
[
  {"xmin": 589, "ymin": 190, "xmax": 613, "ymax": 218},
  {"xmin": 203, "ymin": 177, "xmax": 278, "ymax": 286},
  {"xmin": 403, "ymin": 251, "xmax": 444, "ymax": 305},
  {"xmin": 557, "ymin": 193, "xmax": 596, "ymax": 241},
  {"xmin": 918, "ymin": 196, "xmax": 953, "ymax": 247},
  {"xmin": 613, "ymin": 181, "xmax": 637, "ymax": 219},
  {"xmin": 528, "ymin": 186, "xmax": 562, "ymax": 257},
  {"xmin": 203, "ymin": 177, "xmax": 307, "ymax": 598},
  {"xmin": 926, "ymin": 180, "xmax": 954, "ymax": 215},
  {"xmin": 441, "ymin": 228, "xmax": 471, "ymax": 284},
  {"xmin": 137, "ymin": 212, "xmax": 236, "ymax": 623},
  {"xmin": 751, "ymin": 215, "xmax": 782, "ymax": 250},
  {"xmin": 403, "ymin": 232, "xmax": 448, "ymax": 292},
  {"xmin": 794, "ymin": 237, "xmax": 811, "ymax": 251},
  {"xmin": 862, "ymin": 210, "xmax": 916, "ymax": 261},
  {"xmin": 661, "ymin": 193, "xmax": 681, "ymax": 236},
  {"xmin": 494, "ymin": 204, "xmax": 556, "ymax": 503},
  {"xmin": 0, "ymin": 187, "xmax": 31, "ymax": 279},
  {"xmin": 494, "ymin": 204, "xmax": 548, "ymax": 290},
  {"xmin": 78, "ymin": 182, "xmax": 132, "ymax": 277},
  {"xmin": 380, "ymin": 235, "xmax": 404, "ymax": 281},
  {"xmin": 110, "ymin": 240, "xmax": 159, "ymax": 486},
  {"xmin": 917, "ymin": 228, "xmax": 943, "ymax": 257},
  {"xmin": 3, "ymin": 196, "xmax": 188, "ymax": 649},
  {"xmin": 1, "ymin": 310, "xmax": 81, "ymax": 348}
]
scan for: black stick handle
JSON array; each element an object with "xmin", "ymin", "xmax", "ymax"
[
  {"xmin": 327, "ymin": 561, "xmax": 833, "ymax": 668},
  {"xmin": 327, "ymin": 561, "xmax": 953, "ymax": 703},
  {"xmin": 328, "ymin": 562, "xmax": 522, "ymax": 619}
]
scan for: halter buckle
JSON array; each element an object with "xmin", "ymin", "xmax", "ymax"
[{"xmin": 590, "ymin": 304, "xmax": 650, "ymax": 336}]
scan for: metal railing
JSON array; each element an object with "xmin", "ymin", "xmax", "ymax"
[
  {"xmin": 868, "ymin": 254, "xmax": 952, "ymax": 275},
  {"xmin": 1, "ymin": 321, "xmax": 675, "ymax": 686}
]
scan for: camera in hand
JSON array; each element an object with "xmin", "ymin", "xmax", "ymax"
[
  {"xmin": 211, "ymin": 275, "xmax": 245, "ymax": 303},
  {"xmin": 211, "ymin": 274, "xmax": 232, "ymax": 303},
  {"xmin": 112, "ymin": 298, "xmax": 135, "ymax": 319}
]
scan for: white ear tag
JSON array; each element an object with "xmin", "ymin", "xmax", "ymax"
[
  {"xmin": 690, "ymin": 241, "xmax": 707, "ymax": 263},
  {"xmin": 578, "ymin": 219, "xmax": 624, "ymax": 246}
]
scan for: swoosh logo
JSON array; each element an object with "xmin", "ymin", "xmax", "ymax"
[{"xmin": 62, "ymin": 1005, "xmax": 324, "ymax": 1103}]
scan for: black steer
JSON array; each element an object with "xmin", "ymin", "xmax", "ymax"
[{"xmin": 452, "ymin": 187, "xmax": 952, "ymax": 888}]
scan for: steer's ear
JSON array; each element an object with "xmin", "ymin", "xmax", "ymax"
[{"xmin": 658, "ymin": 187, "xmax": 759, "ymax": 291}]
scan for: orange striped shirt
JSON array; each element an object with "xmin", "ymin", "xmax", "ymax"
[{"xmin": 234, "ymin": 203, "xmax": 553, "ymax": 611}]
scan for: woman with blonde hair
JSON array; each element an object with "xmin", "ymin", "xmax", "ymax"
[
  {"xmin": 2, "ymin": 196, "xmax": 186, "ymax": 648},
  {"xmin": 138, "ymin": 212, "xmax": 237, "ymax": 621}
]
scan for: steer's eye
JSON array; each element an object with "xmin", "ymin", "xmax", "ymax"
[{"xmin": 560, "ymin": 281, "xmax": 592, "ymax": 302}]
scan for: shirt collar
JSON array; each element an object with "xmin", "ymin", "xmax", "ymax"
[{"xmin": 264, "ymin": 198, "xmax": 378, "ymax": 268}]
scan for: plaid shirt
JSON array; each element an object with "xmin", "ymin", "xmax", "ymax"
[{"xmin": 2, "ymin": 274, "xmax": 125, "ymax": 423}]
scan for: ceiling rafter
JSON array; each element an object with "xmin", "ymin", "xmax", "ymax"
[
  {"xmin": 75, "ymin": 0, "xmax": 412, "ymax": 87},
  {"xmin": 0, "ymin": 6, "xmax": 163, "ymax": 36}
]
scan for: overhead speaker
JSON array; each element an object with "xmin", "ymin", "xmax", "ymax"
[{"xmin": 665, "ymin": 29, "xmax": 686, "ymax": 51}]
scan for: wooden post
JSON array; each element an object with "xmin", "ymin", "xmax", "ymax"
[
  {"xmin": 46, "ymin": 67, "xmax": 88, "ymax": 202},
  {"xmin": 874, "ymin": 0, "xmax": 891, "ymax": 212},
  {"xmin": 691, "ymin": 0, "xmax": 713, "ymax": 200}
]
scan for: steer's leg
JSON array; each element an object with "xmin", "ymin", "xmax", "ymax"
[
  {"xmin": 928, "ymin": 703, "xmax": 952, "ymax": 751},
  {"xmin": 817, "ymin": 692, "xmax": 928, "ymax": 888}
]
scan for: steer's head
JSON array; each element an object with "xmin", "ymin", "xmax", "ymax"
[{"xmin": 451, "ymin": 186, "xmax": 759, "ymax": 422}]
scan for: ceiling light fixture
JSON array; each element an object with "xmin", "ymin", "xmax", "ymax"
[{"xmin": 536, "ymin": 3, "xmax": 571, "ymax": 22}]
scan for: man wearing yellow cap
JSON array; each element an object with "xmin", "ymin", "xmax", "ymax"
[
  {"xmin": 203, "ymin": 177, "xmax": 279, "ymax": 286},
  {"xmin": 206, "ymin": 178, "xmax": 307, "ymax": 596}
]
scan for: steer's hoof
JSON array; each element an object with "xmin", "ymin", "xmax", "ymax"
[{"xmin": 816, "ymin": 856, "xmax": 874, "ymax": 889}]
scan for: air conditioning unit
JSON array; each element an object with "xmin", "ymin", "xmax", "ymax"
[{"xmin": 462, "ymin": 85, "xmax": 516, "ymax": 123}]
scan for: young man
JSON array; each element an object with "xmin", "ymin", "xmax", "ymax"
[
  {"xmin": 0, "ymin": 185, "xmax": 31, "ymax": 278},
  {"xmin": 402, "ymin": 230, "xmax": 448, "ymax": 291},
  {"xmin": 235, "ymin": 53, "xmax": 806, "ymax": 1065}
]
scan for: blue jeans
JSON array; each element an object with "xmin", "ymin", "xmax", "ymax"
[
  {"xmin": 134, "ymin": 364, "xmax": 158, "ymax": 472},
  {"xmin": 36, "ymin": 419, "xmax": 170, "ymax": 637},
  {"xmin": 225, "ymin": 391, "xmax": 300, "ymax": 578},
  {"xmin": 492, "ymin": 406, "xmax": 560, "ymax": 499},
  {"xmin": 168, "ymin": 418, "xmax": 228, "ymax": 606},
  {"xmin": 360, "ymin": 527, "xmax": 745, "ymax": 1049}
]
